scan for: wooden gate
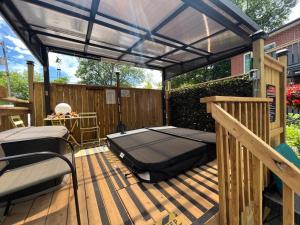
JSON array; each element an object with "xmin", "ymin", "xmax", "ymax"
[{"xmin": 32, "ymin": 83, "xmax": 163, "ymax": 139}]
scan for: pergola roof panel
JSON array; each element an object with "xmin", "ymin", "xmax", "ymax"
[
  {"xmin": 87, "ymin": 46, "xmax": 123, "ymax": 58},
  {"xmin": 192, "ymin": 30, "xmax": 245, "ymax": 54},
  {"xmin": 13, "ymin": 0, "xmax": 89, "ymax": 35},
  {"xmin": 1, "ymin": 0, "xmax": 261, "ymax": 79},
  {"xmin": 37, "ymin": 34, "xmax": 85, "ymax": 52},
  {"xmin": 148, "ymin": 60, "xmax": 174, "ymax": 68},
  {"xmin": 90, "ymin": 23, "xmax": 140, "ymax": 49},
  {"xmin": 98, "ymin": 0, "xmax": 183, "ymax": 30},
  {"xmin": 122, "ymin": 54, "xmax": 150, "ymax": 64},
  {"xmin": 165, "ymin": 50, "xmax": 200, "ymax": 62},
  {"xmin": 157, "ymin": 7, "xmax": 224, "ymax": 45},
  {"xmin": 132, "ymin": 40, "xmax": 175, "ymax": 57}
]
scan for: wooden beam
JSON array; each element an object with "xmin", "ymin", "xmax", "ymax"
[
  {"xmin": 0, "ymin": 97, "xmax": 29, "ymax": 107},
  {"xmin": 210, "ymin": 103, "xmax": 300, "ymax": 195},
  {"xmin": 283, "ymin": 184, "xmax": 294, "ymax": 225},
  {"xmin": 277, "ymin": 49, "xmax": 288, "ymax": 143},
  {"xmin": 252, "ymin": 38, "xmax": 265, "ymax": 97},
  {"xmin": 200, "ymin": 96, "xmax": 272, "ymax": 103},
  {"xmin": 0, "ymin": 106, "xmax": 30, "ymax": 116},
  {"xmin": 0, "ymin": 86, "xmax": 7, "ymax": 98}
]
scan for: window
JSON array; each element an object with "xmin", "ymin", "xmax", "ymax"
[
  {"xmin": 264, "ymin": 42, "xmax": 276, "ymax": 52},
  {"xmin": 243, "ymin": 52, "xmax": 252, "ymax": 74}
]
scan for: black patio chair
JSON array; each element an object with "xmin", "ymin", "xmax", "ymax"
[{"xmin": 0, "ymin": 137, "xmax": 81, "ymax": 225}]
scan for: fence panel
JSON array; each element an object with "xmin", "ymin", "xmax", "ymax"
[{"xmin": 32, "ymin": 83, "xmax": 163, "ymax": 139}]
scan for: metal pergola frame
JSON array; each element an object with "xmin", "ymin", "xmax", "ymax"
[{"xmin": 0, "ymin": 0, "xmax": 262, "ymax": 123}]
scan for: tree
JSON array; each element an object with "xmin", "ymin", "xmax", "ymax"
[
  {"xmin": 0, "ymin": 70, "xmax": 42, "ymax": 100},
  {"xmin": 170, "ymin": 0, "xmax": 297, "ymax": 89},
  {"xmin": 233, "ymin": 0, "xmax": 297, "ymax": 32},
  {"xmin": 171, "ymin": 60, "xmax": 230, "ymax": 89},
  {"xmin": 75, "ymin": 59, "xmax": 145, "ymax": 87},
  {"xmin": 52, "ymin": 76, "xmax": 69, "ymax": 84}
]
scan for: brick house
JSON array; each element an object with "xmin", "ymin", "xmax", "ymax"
[{"xmin": 231, "ymin": 18, "xmax": 300, "ymax": 83}]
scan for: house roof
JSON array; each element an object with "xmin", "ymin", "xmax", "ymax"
[
  {"xmin": 0, "ymin": 0, "xmax": 260, "ymax": 79},
  {"xmin": 269, "ymin": 17, "xmax": 300, "ymax": 37}
]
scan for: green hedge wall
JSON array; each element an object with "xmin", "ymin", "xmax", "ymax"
[{"xmin": 169, "ymin": 76, "xmax": 253, "ymax": 132}]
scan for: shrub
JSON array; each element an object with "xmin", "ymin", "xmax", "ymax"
[
  {"xmin": 169, "ymin": 76, "xmax": 253, "ymax": 132},
  {"xmin": 286, "ymin": 124, "xmax": 300, "ymax": 154}
]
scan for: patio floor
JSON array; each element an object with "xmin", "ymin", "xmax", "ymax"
[{"xmin": 0, "ymin": 148, "xmax": 219, "ymax": 225}]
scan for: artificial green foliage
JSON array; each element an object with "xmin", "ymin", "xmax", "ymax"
[
  {"xmin": 169, "ymin": 76, "xmax": 253, "ymax": 131},
  {"xmin": 170, "ymin": 60, "xmax": 230, "ymax": 89}
]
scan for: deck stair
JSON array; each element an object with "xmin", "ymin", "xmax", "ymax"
[{"xmin": 201, "ymin": 96, "xmax": 300, "ymax": 225}]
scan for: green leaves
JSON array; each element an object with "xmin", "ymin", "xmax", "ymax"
[
  {"xmin": 75, "ymin": 59, "xmax": 145, "ymax": 87},
  {"xmin": 170, "ymin": 60, "xmax": 230, "ymax": 89},
  {"xmin": 232, "ymin": 0, "xmax": 297, "ymax": 32}
]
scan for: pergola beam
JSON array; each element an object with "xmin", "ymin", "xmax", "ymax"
[
  {"xmin": 31, "ymin": 29, "xmax": 174, "ymax": 64},
  {"xmin": 20, "ymin": 0, "xmax": 208, "ymax": 58},
  {"xmin": 47, "ymin": 46, "xmax": 163, "ymax": 71},
  {"xmin": 182, "ymin": 0, "xmax": 251, "ymax": 42},
  {"xmin": 41, "ymin": 46, "xmax": 51, "ymax": 116},
  {"xmin": 0, "ymin": 0, "xmax": 44, "ymax": 64},
  {"xmin": 84, "ymin": 0, "xmax": 101, "ymax": 52},
  {"xmin": 118, "ymin": 4, "xmax": 189, "ymax": 60}
]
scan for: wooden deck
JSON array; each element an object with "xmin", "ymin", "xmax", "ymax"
[{"xmin": 0, "ymin": 149, "xmax": 219, "ymax": 225}]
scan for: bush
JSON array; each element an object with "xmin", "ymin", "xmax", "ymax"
[
  {"xmin": 169, "ymin": 76, "xmax": 253, "ymax": 132},
  {"xmin": 286, "ymin": 125, "xmax": 300, "ymax": 154},
  {"xmin": 286, "ymin": 113, "xmax": 300, "ymax": 155}
]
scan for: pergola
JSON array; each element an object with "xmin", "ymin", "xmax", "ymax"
[{"xmin": 0, "ymin": 0, "xmax": 261, "ymax": 121}]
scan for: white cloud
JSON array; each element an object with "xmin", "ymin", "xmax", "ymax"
[
  {"xmin": 4, "ymin": 35, "xmax": 31, "ymax": 55},
  {"xmin": 13, "ymin": 46, "xmax": 31, "ymax": 55},
  {"xmin": 288, "ymin": 2, "xmax": 300, "ymax": 22},
  {"xmin": 5, "ymin": 35, "xmax": 27, "ymax": 49},
  {"xmin": 8, "ymin": 63, "xmax": 27, "ymax": 72},
  {"xmin": 49, "ymin": 52, "xmax": 80, "ymax": 83},
  {"xmin": 15, "ymin": 54, "xmax": 24, "ymax": 59}
]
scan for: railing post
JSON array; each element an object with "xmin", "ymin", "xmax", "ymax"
[
  {"xmin": 27, "ymin": 60, "xmax": 34, "ymax": 126},
  {"xmin": 283, "ymin": 183, "xmax": 294, "ymax": 225},
  {"xmin": 276, "ymin": 49, "xmax": 288, "ymax": 143},
  {"xmin": 251, "ymin": 30, "xmax": 267, "ymax": 97},
  {"xmin": 215, "ymin": 122, "xmax": 228, "ymax": 225}
]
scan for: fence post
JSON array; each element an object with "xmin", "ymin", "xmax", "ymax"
[
  {"xmin": 27, "ymin": 61, "xmax": 34, "ymax": 126},
  {"xmin": 276, "ymin": 49, "xmax": 288, "ymax": 143}
]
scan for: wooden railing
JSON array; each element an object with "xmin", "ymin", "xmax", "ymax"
[
  {"xmin": 0, "ymin": 86, "xmax": 30, "ymax": 130},
  {"xmin": 201, "ymin": 96, "xmax": 300, "ymax": 225}
]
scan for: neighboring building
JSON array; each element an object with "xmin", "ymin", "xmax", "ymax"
[{"xmin": 231, "ymin": 18, "xmax": 300, "ymax": 83}]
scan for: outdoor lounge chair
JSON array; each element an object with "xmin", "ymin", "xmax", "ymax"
[{"xmin": 0, "ymin": 137, "xmax": 81, "ymax": 225}]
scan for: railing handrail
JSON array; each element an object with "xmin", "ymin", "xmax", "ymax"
[
  {"xmin": 200, "ymin": 96, "xmax": 272, "ymax": 103},
  {"xmin": 210, "ymin": 103, "xmax": 300, "ymax": 194}
]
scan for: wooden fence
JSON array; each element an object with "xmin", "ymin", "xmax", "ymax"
[{"xmin": 32, "ymin": 83, "xmax": 163, "ymax": 139}]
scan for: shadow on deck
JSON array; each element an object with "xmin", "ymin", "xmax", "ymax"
[{"xmin": 0, "ymin": 147, "xmax": 219, "ymax": 225}]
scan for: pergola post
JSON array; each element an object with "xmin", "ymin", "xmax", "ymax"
[
  {"xmin": 42, "ymin": 46, "xmax": 51, "ymax": 116},
  {"xmin": 27, "ymin": 60, "xmax": 35, "ymax": 125},
  {"xmin": 252, "ymin": 30, "xmax": 267, "ymax": 97},
  {"xmin": 162, "ymin": 70, "xmax": 167, "ymax": 125},
  {"xmin": 276, "ymin": 49, "xmax": 288, "ymax": 143}
]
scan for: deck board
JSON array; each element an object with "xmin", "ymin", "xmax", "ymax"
[{"xmin": 1, "ymin": 150, "xmax": 219, "ymax": 225}]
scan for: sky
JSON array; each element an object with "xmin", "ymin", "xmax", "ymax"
[
  {"xmin": 0, "ymin": 15, "xmax": 162, "ymax": 87},
  {"xmin": 0, "ymin": 1, "xmax": 299, "ymax": 87}
]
